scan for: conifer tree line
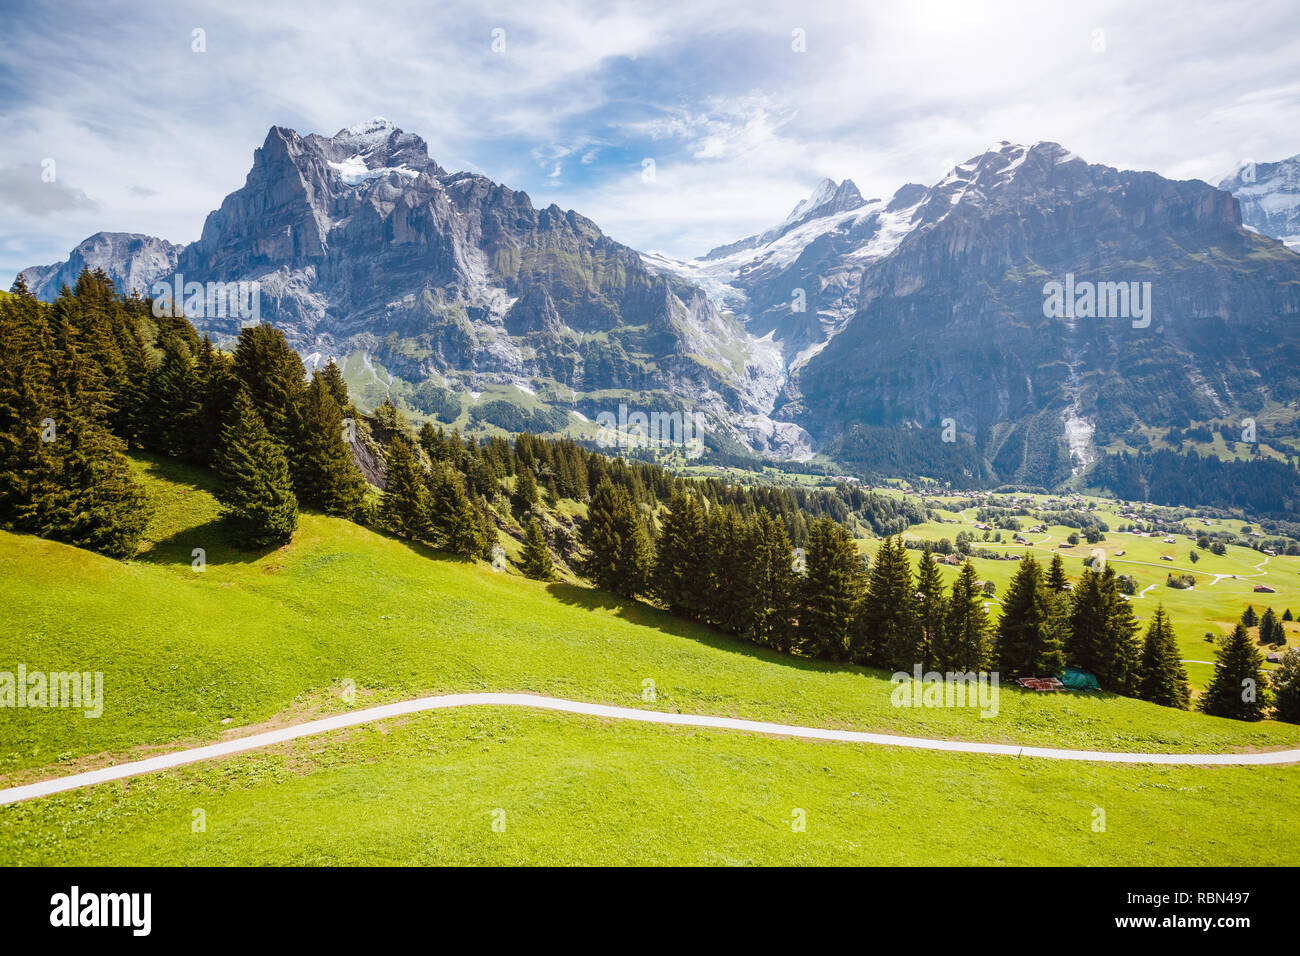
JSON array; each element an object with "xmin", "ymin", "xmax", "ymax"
[
  {"xmin": 1, "ymin": 271, "xmax": 369, "ymax": 550},
  {"xmin": 0, "ymin": 269, "xmax": 916, "ymax": 563},
  {"xmin": 580, "ymin": 488, "xmax": 1207, "ymax": 712}
]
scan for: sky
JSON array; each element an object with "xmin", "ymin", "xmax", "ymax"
[{"xmin": 2, "ymin": 0, "xmax": 1299, "ymax": 284}]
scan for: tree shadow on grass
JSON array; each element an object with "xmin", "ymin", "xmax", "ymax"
[
  {"xmin": 382, "ymin": 530, "xmax": 476, "ymax": 565},
  {"xmin": 543, "ymin": 581, "xmax": 867, "ymax": 679},
  {"xmin": 132, "ymin": 517, "xmax": 286, "ymax": 567}
]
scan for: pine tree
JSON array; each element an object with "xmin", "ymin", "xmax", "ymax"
[
  {"xmin": 372, "ymin": 397, "xmax": 406, "ymax": 442},
  {"xmin": 1065, "ymin": 566, "xmax": 1139, "ymax": 693},
  {"xmin": 378, "ymin": 435, "xmax": 430, "ymax": 541},
  {"xmin": 577, "ymin": 478, "xmax": 650, "ymax": 598},
  {"xmin": 297, "ymin": 373, "xmax": 368, "ymax": 516},
  {"xmin": 744, "ymin": 509, "xmax": 796, "ymax": 651},
  {"xmin": 317, "ymin": 358, "xmax": 353, "ymax": 417},
  {"xmin": 856, "ymin": 534, "xmax": 917, "ymax": 669},
  {"xmin": 193, "ymin": 335, "xmax": 237, "ymax": 464},
  {"xmin": 147, "ymin": 333, "xmax": 202, "ymax": 459},
  {"xmin": 428, "ymin": 462, "xmax": 486, "ymax": 558},
  {"xmin": 213, "ymin": 389, "xmax": 298, "ymax": 548},
  {"xmin": 0, "ymin": 291, "xmax": 52, "ymax": 524},
  {"xmin": 110, "ymin": 307, "xmax": 153, "ymax": 445},
  {"xmin": 914, "ymin": 544, "xmax": 947, "ymax": 672},
  {"xmin": 798, "ymin": 517, "xmax": 865, "ymax": 660},
  {"xmin": 520, "ymin": 516, "xmax": 556, "ymax": 581},
  {"xmin": 232, "ymin": 323, "xmax": 305, "ymax": 451},
  {"xmin": 1272, "ymin": 647, "xmax": 1300, "ymax": 724},
  {"xmin": 511, "ymin": 464, "xmax": 538, "ymax": 519},
  {"xmin": 1259, "ymin": 607, "xmax": 1282, "ymax": 646},
  {"xmin": 704, "ymin": 504, "xmax": 749, "ymax": 633},
  {"xmin": 1200, "ymin": 622, "xmax": 1269, "ymax": 720},
  {"xmin": 652, "ymin": 489, "xmax": 708, "ymax": 619},
  {"xmin": 1100, "ymin": 566, "xmax": 1142, "ymax": 695},
  {"xmin": 1046, "ymin": 553, "xmax": 1069, "ymax": 592},
  {"xmin": 995, "ymin": 556, "xmax": 1065, "ymax": 679},
  {"xmin": 1242, "ymin": 605, "xmax": 1258, "ymax": 627},
  {"xmin": 1066, "ymin": 568, "xmax": 1108, "ymax": 673},
  {"xmin": 5, "ymin": 310, "xmax": 152, "ymax": 558},
  {"xmin": 1138, "ymin": 605, "xmax": 1190, "ymax": 708},
  {"xmin": 940, "ymin": 560, "xmax": 991, "ymax": 671},
  {"xmin": 420, "ymin": 422, "xmax": 448, "ymax": 463}
]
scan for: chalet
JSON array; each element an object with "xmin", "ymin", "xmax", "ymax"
[{"xmin": 1254, "ymin": 584, "xmax": 1277, "ymax": 593}]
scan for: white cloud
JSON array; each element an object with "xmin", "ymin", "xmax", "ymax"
[{"xmin": 2, "ymin": 0, "xmax": 1299, "ymax": 278}]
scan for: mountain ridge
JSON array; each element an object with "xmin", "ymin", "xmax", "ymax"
[{"xmin": 20, "ymin": 126, "xmax": 1300, "ymax": 484}]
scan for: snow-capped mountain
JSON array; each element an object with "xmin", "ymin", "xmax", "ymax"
[
  {"xmin": 792, "ymin": 141, "xmax": 1300, "ymax": 485},
  {"xmin": 1219, "ymin": 154, "xmax": 1300, "ymax": 250},
  {"xmin": 642, "ymin": 177, "xmax": 928, "ymax": 367},
  {"xmin": 644, "ymin": 142, "xmax": 1060, "ymax": 368},
  {"xmin": 649, "ymin": 140, "xmax": 1300, "ymax": 484},
  {"xmin": 21, "ymin": 131, "xmax": 1300, "ymax": 485},
  {"xmin": 23, "ymin": 119, "xmax": 805, "ymax": 455}
]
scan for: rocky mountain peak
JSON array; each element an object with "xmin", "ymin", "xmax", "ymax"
[
  {"xmin": 784, "ymin": 177, "xmax": 865, "ymax": 224},
  {"xmin": 18, "ymin": 232, "xmax": 182, "ymax": 300}
]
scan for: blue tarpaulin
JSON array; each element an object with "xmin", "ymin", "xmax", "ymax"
[{"xmin": 1061, "ymin": 667, "xmax": 1100, "ymax": 691}]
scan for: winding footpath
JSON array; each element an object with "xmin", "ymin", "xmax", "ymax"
[{"xmin": 2, "ymin": 692, "xmax": 1298, "ymax": 808}]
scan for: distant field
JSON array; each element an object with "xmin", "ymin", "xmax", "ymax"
[{"xmin": 884, "ymin": 499, "xmax": 1299, "ymax": 692}]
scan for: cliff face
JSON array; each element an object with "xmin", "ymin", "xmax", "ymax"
[
  {"xmin": 159, "ymin": 119, "xmax": 770, "ymax": 440},
  {"xmin": 21, "ymin": 131, "xmax": 1300, "ymax": 484},
  {"xmin": 789, "ymin": 143, "xmax": 1300, "ymax": 484}
]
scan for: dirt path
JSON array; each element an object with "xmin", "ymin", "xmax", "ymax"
[{"xmin": 2, "ymin": 692, "xmax": 1297, "ymax": 807}]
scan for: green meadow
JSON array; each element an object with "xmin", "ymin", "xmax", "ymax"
[
  {"xmin": 1, "ymin": 455, "xmax": 1298, "ymax": 865},
  {"xmin": 3, "ymin": 709, "xmax": 1296, "ymax": 866}
]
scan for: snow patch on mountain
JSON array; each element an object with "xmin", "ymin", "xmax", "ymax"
[
  {"xmin": 328, "ymin": 155, "xmax": 422, "ymax": 185},
  {"xmin": 1218, "ymin": 153, "xmax": 1300, "ymax": 250}
]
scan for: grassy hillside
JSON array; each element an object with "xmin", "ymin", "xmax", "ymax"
[
  {"xmin": 3, "ymin": 454, "xmax": 1300, "ymax": 779},
  {"xmin": 2, "ymin": 454, "xmax": 1299, "ymax": 865}
]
